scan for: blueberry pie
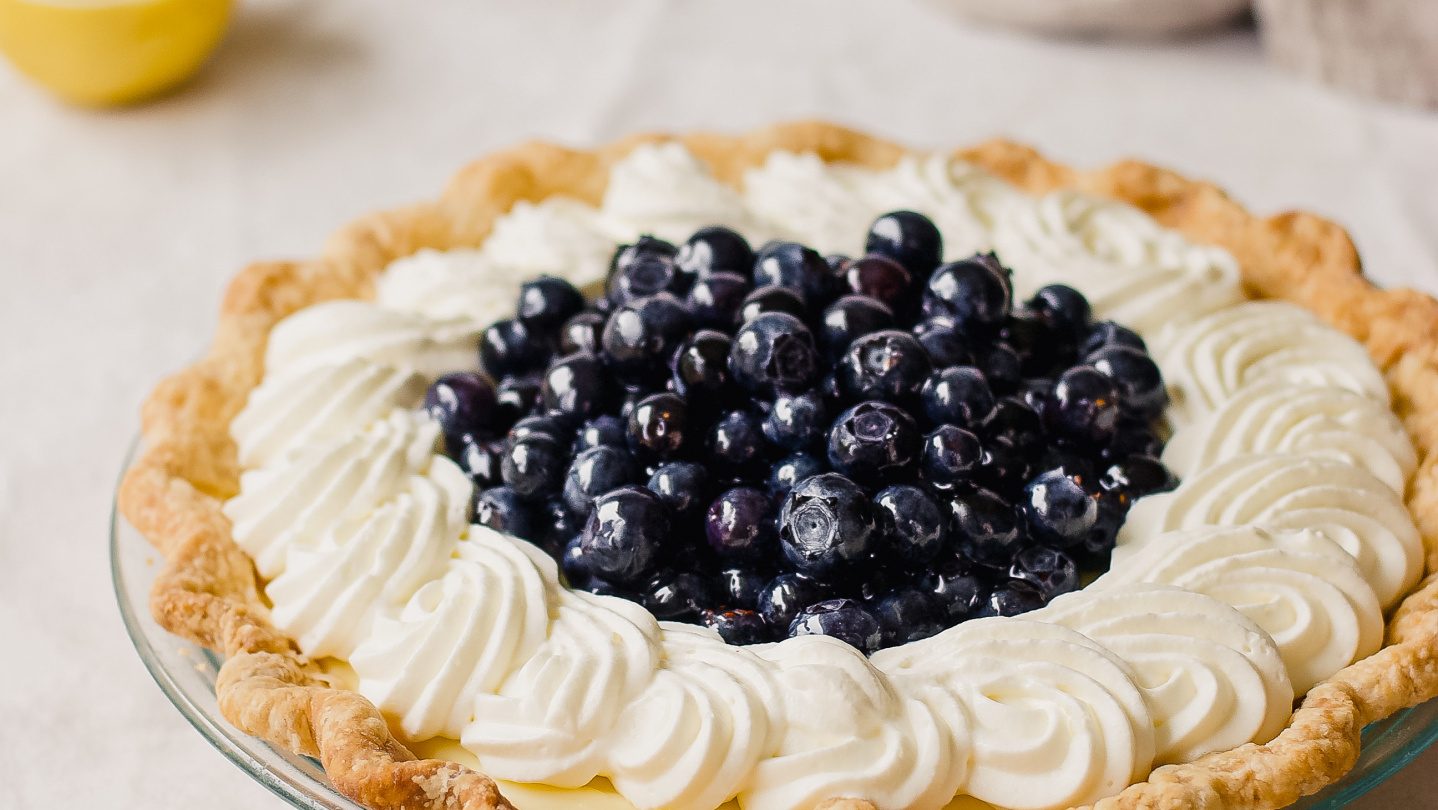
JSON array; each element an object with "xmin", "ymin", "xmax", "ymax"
[{"xmin": 121, "ymin": 122, "xmax": 1438, "ymax": 810}]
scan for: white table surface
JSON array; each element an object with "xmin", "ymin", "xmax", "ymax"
[{"xmin": 2, "ymin": 1, "xmax": 1437, "ymax": 808}]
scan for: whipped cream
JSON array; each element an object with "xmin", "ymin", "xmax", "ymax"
[{"xmin": 221, "ymin": 142, "xmax": 1418, "ymax": 810}]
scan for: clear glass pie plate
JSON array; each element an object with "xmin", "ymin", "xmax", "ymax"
[{"xmin": 112, "ymin": 449, "xmax": 1438, "ymax": 810}]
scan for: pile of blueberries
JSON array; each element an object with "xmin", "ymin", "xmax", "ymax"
[{"xmin": 423, "ymin": 210, "xmax": 1177, "ymax": 653}]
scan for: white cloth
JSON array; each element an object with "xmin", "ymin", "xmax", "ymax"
[{"xmin": 0, "ymin": 1, "xmax": 1434, "ymax": 808}]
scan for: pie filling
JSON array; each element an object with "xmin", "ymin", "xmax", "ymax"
[{"xmin": 223, "ymin": 144, "xmax": 1421, "ymax": 810}]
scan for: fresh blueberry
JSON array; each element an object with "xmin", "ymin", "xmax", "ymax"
[
  {"xmin": 508, "ymin": 413, "xmax": 569, "ymax": 443},
  {"xmin": 540, "ymin": 352, "xmax": 616, "ymax": 420},
  {"xmin": 866, "ymin": 210, "xmax": 942, "ymax": 279},
  {"xmin": 447, "ymin": 432, "xmax": 503, "ymax": 489},
  {"xmin": 769, "ymin": 452, "xmax": 826, "ymax": 497},
  {"xmin": 912, "ymin": 318, "xmax": 973, "ymax": 368},
  {"xmin": 756, "ymin": 572, "xmax": 828, "ymax": 631},
  {"xmin": 642, "ymin": 569, "xmax": 715, "ymax": 622},
  {"xmin": 1021, "ymin": 468, "xmax": 1098, "ymax": 549},
  {"xmin": 949, "ymin": 485, "xmax": 1027, "ymax": 569},
  {"xmin": 574, "ymin": 415, "xmax": 628, "ymax": 452},
  {"xmin": 480, "ymin": 318, "xmax": 550, "ymax": 378},
  {"xmin": 843, "ymin": 255, "xmax": 913, "ymax": 313},
  {"xmin": 789, "ymin": 598, "xmax": 882, "ymax": 653},
  {"xmin": 609, "ymin": 237, "xmax": 680, "ymax": 303},
  {"xmin": 1026, "ymin": 284, "xmax": 1092, "ymax": 342},
  {"xmin": 537, "ymin": 498, "xmax": 581, "ymax": 554},
  {"xmin": 1043, "ymin": 365, "xmax": 1122, "ymax": 446},
  {"xmin": 1008, "ymin": 546, "xmax": 1079, "ymax": 599},
  {"xmin": 871, "ymin": 588, "xmax": 945, "ymax": 647},
  {"xmin": 562, "ymin": 446, "xmax": 637, "ymax": 515},
  {"xmin": 920, "ymin": 556, "xmax": 989, "ymax": 623},
  {"xmin": 977, "ymin": 435, "xmax": 1031, "ymax": 494},
  {"xmin": 827, "ymin": 401, "xmax": 920, "ymax": 483},
  {"xmin": 981, "ymin": 581, "xmax": 1047, "ymax": 617},
  {"xmin": 1089, "ymin": 346, "xmax": 1167, "ymax": 419},
  {"xmin": 819, "ymin": 295, "xmax": 894, "ymax": 361},
  {"xmin": 837, "ymin": 329, "xmax": 932, "ymax": 403},
  {"xmin": 579, "ymin": 485, "xmax": 670, "ymax": 584},
  {"xmin": 738, "ymin": 284, "xmax": 808, "ymax": 324},
  {"xmin": 1082, "ymin": 499, "xmax": 1126, "ymax": 558},
  {"xmin": 923, "ymin": 255, "xmax": 1013, "ymax": 334},
  {"xmin": 1103, "ymin": 421, "xmax": 1166, "ymax": 461},
  {"xmin": 686, "ymin": 272, "xmax": 750, "ymax": 330},
  {"xmin": 981, "ymin": 396, "xmax": 1044, "ymax": 455},
  {"xmin": 671, "ymin": 329, "xmax": 734, "ymax": 400},
  {"xmin": 1099, "ymin": 454, "xmax": 1177, "ymax": 507},
  {"xmin": 873, "ymin": 484, "xmax": 947, "ymax": 564},
  {"xmin": 708, "ymin": 409, "xmax": 769, "ymax": 476},
  {"xmin": 978, "ymin": 342, "xmax": 1023, "ymax": 393},
  {"xmin": 702, "ymin": 608, "xmax": 770, "ymax": 644},
  {"xmin": 719, "ymin": 567, "xmax": 771, "ymax": 610},
  {"xmin": 560, "ymin": 533, "xmax": 589, "ymax": 585},
  {"xmin": 919, "ymin": 366, "xmax": 995, "ymax": 429},
  {"xmin": 611, "ymin": 235, "xmax": 678, "ymax": 272},
  {"xmin": 764, "ymin": 390, "xmax": 829, "ymax": 451},
  {"xmin": 1082, "ymin": 320, "xmax": 1147, "ymax": 357},
  {"xmin": 705, "ymin": 487, "xmax": 778, "ymax": 559},
  {"xmin": 425, "ymin": 372, "xmax": 499, "ymax": 439},
  {"xmin": 778, "ymin": 472, "xmax": 878, "ymax": 577},
  {"xmin": 517, "ymin": 276, "xmax": 585, "ymax": 332},
  {"xmin": 600, "ymin": 292, "xmax": 690, "ymax": 386},
  {"xmin": 494, "ymin": 373, "xmax": 542, "ymax": 430},
  {"xmin": 558, "ymin": 310, "xmax": 607, "ymax": 356},
  {"xmin": 627, "ymin": 392, "xmax": 689, "ymax": 459},
  {"xmin": 728, "ymin": 312, "xmax": 819, "ymax": 397},
  {"xmin": 647, "ymin": 461, "xmax": 710, "ymax": 517},
  {"xmin": 501, "ymin": 432, "xmax": 568, "ymax": 499},
  {"xmin": 677, "ymin": 226, "xmax": 754, "ymax": 280},
  {"xmin": 1001, "ymin": 310, "xmax": 1067, "ymax": 377},
  {"xmin": 921, "ymin": 425, "xmax": 984, "ymax": 491},
  {"xmin": 472, "ymin": 486, "xmax": 537, "ymax": 540},
  {"xmin": 1018, "ymin": 376, "xmax": 1053, "ymax": 413},
  {"xmin": 753, "ymin": 240, "xmax": 834, "ymax": 304}
]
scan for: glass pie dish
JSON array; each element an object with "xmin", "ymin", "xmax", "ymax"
[{"xmin": 112, "ymin": 447, "xmax": 1438, "ymax": 810}]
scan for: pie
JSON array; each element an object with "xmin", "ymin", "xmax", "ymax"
[{"xmin": 120, "ymin": 121, "xmax": 1438, "ymax": 810}]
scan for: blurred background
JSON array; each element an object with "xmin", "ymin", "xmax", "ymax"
[{"xmin": 0, "ymin": 1, "xmax": 1435, "ymax": 808}]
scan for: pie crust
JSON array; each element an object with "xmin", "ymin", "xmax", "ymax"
[{"xmin": 119, "ymin": 121, "xmax": 1438, "ymax": 810}]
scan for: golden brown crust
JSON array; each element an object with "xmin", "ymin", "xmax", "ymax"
[{"xmin": 119, "ymin": 120, "xmax": 1438, "ymax": 810}]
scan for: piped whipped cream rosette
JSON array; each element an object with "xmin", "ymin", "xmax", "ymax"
[{"xmin": 214, "ymin": 142, "xmax": 1418, "ymax": 810}]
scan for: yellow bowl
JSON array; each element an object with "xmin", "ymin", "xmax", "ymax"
[{"xmin": 0, "ymin": 0, "xmax": 233, "ymax": 106}]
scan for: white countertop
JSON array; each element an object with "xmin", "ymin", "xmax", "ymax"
[{"xmin": 2, "ymin": 1, "xmax": 1436, "ymax": 808}]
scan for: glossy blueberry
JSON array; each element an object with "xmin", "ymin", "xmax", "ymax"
[
  {"xmin": 517, "ymin": 276, "xmax": 584, "ymax": 331},
  {"xmin": 508, "ymin": 413, "xmax": 568, "ymax": 443},
  {"xmin": 919, "ymin": 366, "xmax": 995, "ymax": 429},
  {"xmin": 708, "ymin": 409, "xmax": 769, "ymax": 476},
  {"xmin": 424, "ymin": 371, "xmax": 499, "ymax": 439},
  {"xmin": 719, "ymin": 567, "xmax": 771, "ymax": 610},
  {"xmin": 778, "ymin": 473, "xmax": 878, "ymax": 577},
  {"xmin": 1082, "ymin": 499, "xmax": 1125, "ymax": 558},
  {"xmin": 702, "ymin": 608, "xmax": 770, "ymax": 645},
  {"xmin": 843, "ymin": 255, "xmax": 913, "ymax": 313},
  {"xmin": 1043, "ymin": 365, "xmax": 1122, "ymax": 446},
  {"xmin": 981, "ymin": 581, "xmax": 1047, "ymax": 617},
  {"xmin": 600, "ymin": 292, "xmax": 690, "ymax": 386},
  {"xmin": 827, "ymin": 401, "xmax": 920, "ymax": 483},
  {"xmin": 981, "ymin": 396, "xmax": 1044, "ymax": 454},
  {"xmin": 1099, "ymin": 454, "xmax": 1177, "ymax": 507},
  {"xmin": 764, "ymin": 391, "xmax": 829, "ymax": 451},
  {"xmin": 641, "ymin": 569, "xmax": 715, "ymax": 622},
  {"xmin": 728, "ymin": 312, "xmax": 819, "ymax": 397},
  {"xmin": 978, "ymin": 342, "xmax": 1023, "ymax": 393},
  {"xmin": 579, "ymin": 485, "xmax": 670, "ymax": 584},
  {"xmin": 540, "ymin": 352, "xmax": 616, "ymax": 420},
  {"xmin": 920, "ymin": 555, "xmax": 989, "ymax": 622},
  {"xmin": 1082, "ymin": 320, "xmax": 1147, "ymax": 357},
  {"xmin": 671, "ymin": 329, "xmax": 734, "ymax": 399},
  {"xmin": 447, "ymin": 432, "xmax": 503, "ymax": 489},
  {"xmin": 573, "ymin": 415, "xmax": 628, "ymax": 452},
  {"xmin": 753, "ymin": 240, "xmax": 834, "ymax": 304},
  {"xmin": 1018, "ymin": 376, "xmax": 1053, "ymax": 413},
  {"xmin": 537, "ymin": 498, "xmax": 581, "ymax": 553},
  {"xmin": 676, "ymin": 226, "xmax": 754, "ymax": 280},
  {"xmin": 627, "ymin": 392, "xmax": 689, "ymax": 459},
  {"xmin": 1001, "ymin": 310, "xmax": 1067, "ymax": 377},
  {"xmin": 769, "ymin": 452, "xmax": 826, "ymax": 497},
  {"xmin": 686, "ymin": 271, "xmax": 750, "ymax": 330},
  {"xmin": 561, "ymin": 446, "xmax": 637, "ymax": 515},
  {"xmin": 738, "ymin": 284, "xmax": 808, "ymax": 324},
  {"xmin": 558, "ymin": 310, "xmax": 607, "ymax": 356},
  {"xmin": 472, "ymin": 486, "xmax": 537, "ymax": 540},
  {"xmin": 912, "ymin": 318, "xmax": 972, "ymax": 368},
  {"xmin": 1103, "ymin": 421, "xmax": 1165, "ymax": 461},
  {"xmin": 978, "ymin": 435, "xmax": 1031, "ymax": 494},
  {"xmin": 818, "ymin": 295, "xmax": 894, "ymax": 361},
  {"xmin": 837, "ymin": 329, "xmax": 932, "ymax": 403},
  {"xmin": 756, "ymin": 572, "xmax": 828, "ymax": 631},
  {"xmin": 646, "ymin": 461, "xmax": 710, "ymax": 517},
  {"xmin": 480, "ymin": 318, "xmax": 550, "ymax": 378},
  {"xmin": 921, "ymin": 425, "xmax": 984, "ymax": 491},
  {"xmin": 1026, "ymin": 284, "xmax": 1092, "ymax": 341},
  {"xmin": 949, "ymin": 485, "xmax": 1027, "ymax": 569},
  {"xmin": 501, "ymin": 432, "xmax": 567, "ymax": 499},
  {"xmin": 705, "ymin": 487, "xmax": 778, "ymax": 559},
  {"xmin": 494, "ymin": 373, "xmax": 542, "ymax": 429},
  {"xmin": 1089, "ymin": 346, "xmax": 1167, "ymax": 419},
  {"xmin": 923, "ymin": 255, "xmax": 1013, "ymax": 334},
  {"xmin": 1021, "ymin": 468, "xmax": 1098, "ymax": 549},
  {"xmin": 1008, "ymin": 546, "xmax": 1079, "ymax": 599},
  {"xmin": 872, "ymin": 588, "xmax": 945, "ymax": 647},
  {"xmin": 608, "ymin": 236, "xmax": 679, "ymax": 303},
  {"xmin": 866, "ymin": 210, "xmax": 942, "ymax": 278},
  {"xmin": 560, "ymin": 534, "xmax": 589, "ymax": 585},
  {"xmin": 789, "ymin": 598, "xmax": 882, "ymax": 653},
  {"xmin": 873, "ymin": 484, "xmax": 947, "ymax": 564}
]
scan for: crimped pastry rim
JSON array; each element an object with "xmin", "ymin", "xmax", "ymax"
[{"xmin": 118, "ymin": 121, "xmax": 1438, "ymax": 810}]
